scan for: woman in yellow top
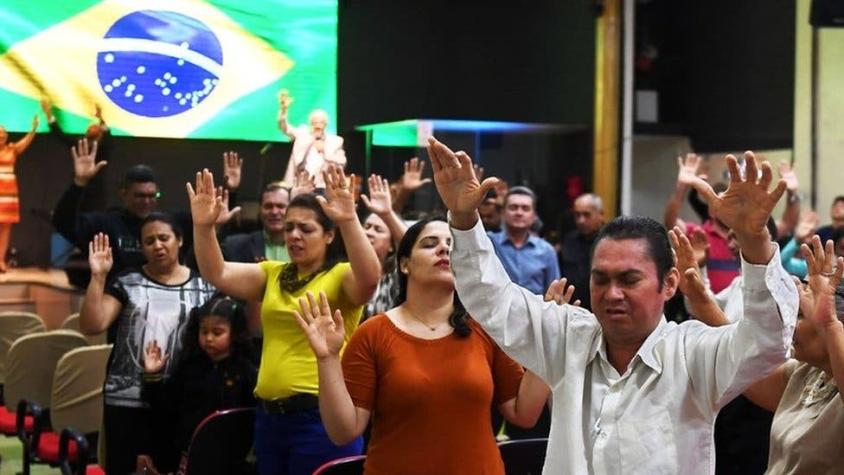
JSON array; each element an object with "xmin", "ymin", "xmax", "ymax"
[{"xmin": 188, "ymin": 167, "xmax": 380, "ymax": 475}]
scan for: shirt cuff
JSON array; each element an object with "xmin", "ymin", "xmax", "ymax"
[{"xmin": 447, "ymin": 211, "xmax": 487, "ymax": 253}]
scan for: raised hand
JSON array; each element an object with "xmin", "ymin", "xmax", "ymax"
[
  {"xmin": 426, "ymin": 137, "xmax": 499, "ymax": 221},
  {"xmin": 222, "ymin": 151, "xmax": 243, "ymax": 190},
  {"xmin": 215, "ymin": 186, "xmax": 242, "ymax": 225},
  {"xmin": 278, "ymin": 89, "xmax": 294, "ymax": 111},
  {"xmin": 94, "ymin": 104, "xmax": 104, "ymax": 122},
  {"xmin": 793, "ymin": 276, "xmax": 816, "ymax": 321},
  {"xmin": 291, "ymin": 170, "xmax": 316, "ymax": 199},
  {"xmin": 544, "ymin": 278, "xmax": 581, "ymax": 307},
  {"xmin": 795, "ymin": 211, "xmax": 819, "ymax": 243},
  {"xmin": 778, "ymin": 161, "xmax": 799, "ymax": 193},
  {"xmin": 31, "ymin": 115, "xmax": 39, "ymax": 130},
  {"xmin": 88, "ymin": 233, "xmax": 113, "ymax": 277},
  {"xmin": 802, "ymin": 236, "xmax": 844, "ymax": 328},
  {"xmin": 689, "ymin": 152, "xmax": 786, "ymax": 263},
  {"xmin": 360, "ymin": 174, "xmax": 392, "ymax": 216},
  {"xmin": 398, "ymin": 157, "xmax": 432, "ymax": 192},
  {"xmin": 676, "ymin": 153, "xmax": 702, "ymax": 187},
  {"xmin": 317, "ymin": 166, "xmax": 357, "ymax": 223},
  {"xmin": 293, "ymin": 291, "xmax": 345, "ymax": 360},
  {"xmin": 669, "ymin": 227, "xmax": 708, "ymax": 297},
  {"xmin": 143, "ymin": 340, "xmax": 168, "ymax": 374},
  {"xmin": 186, "ymin": 169, "xmax": 225, "ymax": 226},
  {"xmin": 71, "ymin": 139, "xmax": 105, "ymax": 187},
  {"xmin": 689, "ymin": 227, "xmax": 710, "ymax": 268}
]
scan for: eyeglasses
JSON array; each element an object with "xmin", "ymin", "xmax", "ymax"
[{"xmin": 132, "ymin": 192, "xmax": 161, "ymax": 200}]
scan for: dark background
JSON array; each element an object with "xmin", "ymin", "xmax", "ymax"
[{"xmin": 14, "ymin": 0, "xmax": 795, "ymax": 266}]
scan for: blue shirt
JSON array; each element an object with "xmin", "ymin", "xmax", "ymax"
[{"xmin": 488, "ymin": 230, "xmax": 560, "ymax": 295}]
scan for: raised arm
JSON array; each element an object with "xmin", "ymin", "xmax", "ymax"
[
  {"xmin": 670, "ymin": 227, "xmax": 731, "ymax": 327},
  {"xmin": 684, "ymin": 152, "xmax": 797, "ymax": 410},
  {"xmin": 428, "ymin": 137, "xmax": 583, "ymax": 384},
  {"xmin": 392, "ymin": 157, "xmax": 432, "ymax": 214},
  {"xmin": 776, "ymin": 161, "xmax": 801, "ymax": 238},
  {"xmin": 294, "ymin": 292, "xmax": 370, "ymax": 444},
  {"xmin": 187, "ymin": 169, "xmax": 266, "ymax": 301},
  {"xmin": 803, "ymin": 236, "xmax": 844, "ymax": 403},
  {"xmin": 11, "ymin": 115, "xmax": 39, "ymax": 156},
  {"xmin": 361, "ymin": 174, "xmax": 407, "ymax": 244},
  {"xmin": 79, "ymin": 233, "xmax": 122, "ymax": 335},
  {"xmin": 318, "ymin": 167, "xmax": 381, "ymax": 306},
  {"xmin": 276, "ymin": 90, "xmax": 296, "ymax": 141},
  {"xmin": 664, "ymin": 154, "xmax": 701, "ymax": 229},
  {"xmin": 52, "ymin": 140, "xmax": 107, "ymax": 244}
]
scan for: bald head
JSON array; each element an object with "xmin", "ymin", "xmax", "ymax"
[{"xmin": 573, "ymin": 193, "xmax": 605, "ymax": 237}]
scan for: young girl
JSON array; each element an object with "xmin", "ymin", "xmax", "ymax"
[{"xmin": 142, "ymin": 295, "xmax": 258, "ymax": 472}]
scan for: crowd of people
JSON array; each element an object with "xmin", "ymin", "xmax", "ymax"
[{"xmin": 0, "ymin": 91, "xmax": 841, "ymax": 475}]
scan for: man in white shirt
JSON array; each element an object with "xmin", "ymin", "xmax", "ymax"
[{"xmin": 426, "ymin": 137, "xmax": 797, "ymax": 474}]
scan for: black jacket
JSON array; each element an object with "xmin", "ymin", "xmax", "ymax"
[{"xmin": 221, "ymin": 231, "xmax": 266, "ymax": 263}]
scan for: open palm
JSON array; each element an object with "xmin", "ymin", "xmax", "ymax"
[
  {"xmin": 690, "ymin": 152, "xmax": 786, "ymax": 238},
  {"xmin": 802, "ymin": 236, "xmax": 844, "ymax": 328},
  {"xmin": 88, "ymin": 233, "xmax": 113, "ymax": 277},
  {"xmin": 186, "ymin": 169, "xmax": 224, "ymax": 226},
  {"xmin": 361, "ymin": 174, "xmax": 392, "ymax": 215},
  {"xmin": 143, "ymin": 340, "xmax": 168, "ymax": 374},
  {"xmin": 294, "ymin": 291, "xmax": 345, "ymax": 360},
  {"xmin": 426, "ymin": 137, "xmax": 498, "ymax": 215},
  {"xmin": 318, "ymin": 166, "xmax": 357, "ymax": 223}
]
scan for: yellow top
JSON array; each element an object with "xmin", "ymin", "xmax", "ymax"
[{"xmin": 255, "ymin": 260, "xmax": 362, "ymax": 400}]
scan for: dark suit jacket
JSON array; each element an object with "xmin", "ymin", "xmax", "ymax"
[{"xmin": 221, "ymin": 231, "xmax": 266, "ymax": 263}]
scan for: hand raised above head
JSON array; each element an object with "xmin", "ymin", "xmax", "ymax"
[
  {"xmin": 426, "ymin": 137, "xmax": 499, "ymax": 227},
  {"xmin": 802, "ymin": 236, "xmax": 844, "ymax": 329},
  {"xmin": 689, "ymin": 152, "xmax": 786, "ymax": 263},
  {"xmin": 88, "ymin": 232, "xmax": 113, "ymax": 277},
  {"xmin": 317, "ymin": 165, "xmax": 357, "ymax": 223},
  {"xmin": 360, "ymin": 174, "xmax": 392, "ymax": 216},
  {"xmin": 71, "ymin": 139, "xmax": 104, "ymax": 186},
  {"xmin": 186, "ymin": 169, "xmax": 225, "ymax": 226},
  {"xmin": 222, "ymin": 151, "xmax": 243, "ymax": 190}
]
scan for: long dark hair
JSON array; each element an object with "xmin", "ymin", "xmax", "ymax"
[
  {"xmin": 285, "ymin": 193, "xmax": 345, "ymax": 273},
  {"xmin": 179, "ymin": 295, "xmax": 256, "ymax": 366},
  {"xmin": 396, "ymin": 217, "xmax": 470, "ymax": 337}
]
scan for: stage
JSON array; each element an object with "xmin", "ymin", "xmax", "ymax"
[{"xmin": 0, "ymin": 267, "xmax": 80, "ymax": 329}]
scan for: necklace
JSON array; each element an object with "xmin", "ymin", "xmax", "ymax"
[
  {"xmin": 404, "ymin": 307, "xmax": 444, "ymax": 332},
  {"xmin": 280, "ymin": 263, "xmax": 319, "ymax": 293},
  {"xmin": 801, "ymin": 369, "xmax": 838, "ymax": 408}
]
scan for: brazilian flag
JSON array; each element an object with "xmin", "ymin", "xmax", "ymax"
[{"xmin": 0, "ymin": 0, "xmax": 337, "ymax": 141}]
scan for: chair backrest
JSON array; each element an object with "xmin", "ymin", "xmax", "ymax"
[
  {"xmin": 4, "ymin": 330, "xmax": 89, "ymax": 409},
  {"xmin": 60, "ymin": 313, "xmax": 107, "ymax": 345},
  {"xmin": 0, "ymin": 311, "xmax": 45, "ymax": 383},
  {"xmin": 184, "ymin": 408, "xmax": 255, "ymax": 475},
  {"xmin": 312, "ymin": 456, "xmax": 366, "ymax": 475},
  {"xmin": 497, "ymin": 438, "xmax": 548, "ymax": 475},
  {"xmin": 50, "ymin": 344, "xmax": 112, "ymax": 435}
]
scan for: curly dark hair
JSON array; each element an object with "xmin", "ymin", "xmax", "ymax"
[
  {"xmin": 179, "ymin": 294, "xmax": 256, "ymax": 366},
  {"xmin": 396, "ymin": 216, "xmax": 471, "ymax": 337}
]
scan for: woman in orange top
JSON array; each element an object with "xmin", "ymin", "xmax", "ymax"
[
  {"xmin": 0, "ymin": 115, "xmax": 39, "ymax": 272},
  {"xmin": 295, "ymin": 217, "xmax": 551, "ymax": 474}
]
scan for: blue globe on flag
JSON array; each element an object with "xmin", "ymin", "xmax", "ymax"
[{"xmin": 96, "ymin": 10, "xmax": 224, "ymax": 118}]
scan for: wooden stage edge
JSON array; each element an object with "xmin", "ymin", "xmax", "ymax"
[{"xmin": 0, "ymin": 267, "xmax": 82, "ymax": 329}]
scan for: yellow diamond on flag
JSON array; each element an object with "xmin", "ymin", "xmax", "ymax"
[{"xmin": 0, "ymin": 0, "xmax": 294, "ymax": 138}]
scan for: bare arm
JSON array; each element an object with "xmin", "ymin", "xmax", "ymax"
[
  {"xmin": 776, "ymin": 161, "xmax": 801, "ymax": 238},
  {"xmin": 743, "ymin": 364, "xmax": 789, "ymax": 412},
  {"xmin": 670, "ymin": 228, "xmax": 731, "ymax": 326},
  {"xmin": 277, "ymin": 90, "xmax": 296, "ymax": 141},
  {"xmin": 664, "ymin": 154, "xmax": 701, "ymax": 228},
  {"xmin": 392, "ymin": 157, "xmax": 432, "ymax": 214},
  {"xmin": 11, "ymin": 115, "xmax": 39, "ymax": 156},
  {"xmin": 188, "ymin": 170, "xmax": 266, "ymax": 301},
  {"xmin": 295, "ymin": 292, "xmax": 370, "ymax": 444},
  {"xmin": 319, "ymin": 168, "xmax": 381, "ymax": 306},
  {"xmin": 79, "ymin": 233, "xmax": 122, "ymax": 334},
  {"xmin": 498, "ymin": 371, "xmax": 550, "ymax": 428}
]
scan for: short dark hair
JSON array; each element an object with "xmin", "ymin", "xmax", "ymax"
[
  {"xmin": 180, "ymin": 294, "xmax": 257, "ymax": 367},
  {"xmin": 832, "ymin": 226, "xmax": 844, "ymax": 245},
  {"xmin": 122, "ymin": 164, "xmax": 156, "ymax": 187},
  {"xmin": 591, "ymin": 216, "xmax": 673, "ymax": 290},
  {"xmin": 261, "ymin": 183, "xmax": 290, "ymax": 204},
  {"xmin": 395, "ymin": 217, "xmax": 471, "ymax": 337},
  {"xmin": 140, "ymin": 212, "xmax": 183, "ymax": 241},
  {"xmin": 833, "ymin": 195, "xmax": 844, "ymax": 207},
  {"xmin": 505, "ymin": 186, "xmax": 536, "ymax": 208}
]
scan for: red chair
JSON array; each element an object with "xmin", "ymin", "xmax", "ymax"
[
  {"xmin": 312, "ymin": 455, "xmax": 366, "ymax": 475},
  {"xmin": 497, "ymin": 438, "xmax": 548, "ymax": 475}
]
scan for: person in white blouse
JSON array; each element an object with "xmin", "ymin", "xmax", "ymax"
[
  {"xmin": 278, "ymin": 90, "xmax": 346, "ymax": 188},
  {"xmin": 426, "ymin": 137, "xmax": 798, "ymax": 474}
]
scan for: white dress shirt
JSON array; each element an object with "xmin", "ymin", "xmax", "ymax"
[{"xmin": 450, "ymin": 219, "xmax": 797, "ymax": 474}]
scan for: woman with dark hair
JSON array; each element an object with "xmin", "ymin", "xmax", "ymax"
[
  {"xmin": 79, "ymin": 212, "xmax": 216, "ymax": 474},
  {"xmin": 295, "ymin": 217, "xmax": 550, "ymax": 474},
  {"xmin": 188, "ymin": 167, "xmax": 380, "ymax": 475},
  {"xmin": 360, "ymin": 174, "xmax": 407, "ymax": 319},
  {"xmin": 141, "ymin": 295, "xmax": 258, "ymax": 472}
]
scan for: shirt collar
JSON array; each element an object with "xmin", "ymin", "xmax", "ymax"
[{"xmin": 588, "ymin": 316, "xmax": 669, "ymax": 375}]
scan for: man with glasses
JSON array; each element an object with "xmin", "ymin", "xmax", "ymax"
[{"xmin": 52, "ymin": 141, "xmax": 242, "ymax": 284}]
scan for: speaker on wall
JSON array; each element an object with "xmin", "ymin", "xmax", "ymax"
[{"xmin": 811, "ymin": 0, "xmax": 844, "ymax": 27}]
